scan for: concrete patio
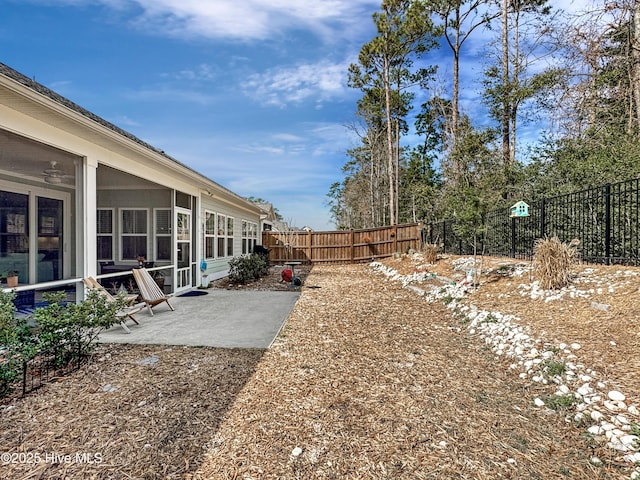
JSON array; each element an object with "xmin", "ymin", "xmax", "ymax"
[{"xmin": 97, "ymin": 288, "xmax": 301, "ymax": 349}]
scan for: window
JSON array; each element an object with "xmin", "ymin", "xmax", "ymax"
[
  {"xmin": 121, "ymin": 209, "xmax": 148, "ymax": 260},
  {"xmin": 217, "ymin": 214, "xmax": 226, "ymax": 258},
  {"xmin": 211, "ymin": 213, "xmax": 235, "ymax": 258},
  {"xmin": 250, "ymin": 222, "xmax": 257, "ymax": 252},
  {"xmin": 154, "ymin": 209, "xmax": 171, "ymax": 261},
  {"xmin": 227, "ymin": 217, "xmax": 234, "ymax": 257},
  {"xmin": 242, "ymin": 220, "xmax": 258, "ymax": 254},
  {"xmin": 242, "ymin": 221, "xmax": 247, "ymax": 254},
  {"xmin": 177, "ymin": 210, "xmax": 190, "ymax": 241},
  {"xmin": 175, "ymin": 191, "xmax": 192, "ymax": 209},
  {"xmin": 97, "ymin": 209, "xmax": 113, "ymax": 260},
  {"xmin": 204, "ymin": 211, "xmax": 216, "ymax": 258},
  {"xmin": 0, "ymin": 191, "xmax": 29, "ymax": 257}
]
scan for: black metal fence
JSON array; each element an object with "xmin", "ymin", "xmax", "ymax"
[
  {"xmin": 427, "ymin": 178, "xmax": 640, "ymax": 265},
  {"xmin": 0, "ymin": 340, "xmax": 85, "ymax": 397}
]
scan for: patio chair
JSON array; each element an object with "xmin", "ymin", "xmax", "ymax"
[
  {"xmin": 132, "ymin": 267, "xmax": 175, "ymax": 316},
  {"xmin": 82, "ymin": 277, "xmax": 144, "ymax": 334}
]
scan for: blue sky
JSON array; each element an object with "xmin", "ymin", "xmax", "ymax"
[
  {"xmin": 1, "ymin": 0, "xmax": 385, "ymax": 230},
  {"xmin": 0, "ymin": 0, "xmax": 585, "ymax": 230}
]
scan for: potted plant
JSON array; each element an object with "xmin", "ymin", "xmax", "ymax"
[
  {"xmin": 150, "ymin": 270, "xmax": 165, "ymax": 292},
  {"xmin": 5, "ymin": 270, "xmax": 18, "ymax": 288}
]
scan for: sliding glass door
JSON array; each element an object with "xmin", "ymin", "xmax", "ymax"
[
  {"xmin": 175, "ymin": 208, "xmax": 191, "ymax": 291},
  {"xmin": 37, "ymin": 197, "xmax": 63, "ymax": 282},
  {"xmin": 0, "ymin": 191, "xmax": 29, "ymax": 283},
  {"xmin": 0, "ymin": 188, "xmax": 66, "ymax": 285}
]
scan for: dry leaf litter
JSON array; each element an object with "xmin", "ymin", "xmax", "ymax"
[
  {"xmin": 0, "ymin": 258, "xmax": 638, "ymax": 479},
  {"xmin": 371, "ymin": 253, "xmax": 640, "ymax": 479}
]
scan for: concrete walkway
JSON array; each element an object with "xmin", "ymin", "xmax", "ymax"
[{"xmin": 97, "ymin": 288, "xmax": 300, "ymax": 349}]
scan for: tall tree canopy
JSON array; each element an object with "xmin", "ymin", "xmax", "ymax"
[
  {"xmin": 347, "ymin": 0, "xmax": 438, "ymax": 226},
  {"xmin": 330, "ymin": 0, "xmax": 640, "ymax": 243}
]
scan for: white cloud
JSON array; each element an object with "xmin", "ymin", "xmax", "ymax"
[
  {"xmin": 124, "ymin": 86, "xmax": 218, "ymax": 105},
  {"xmin": 241, "ymin": 60, "xmax": 350, "ymax": 107},
  {"xmin": 163, "ymin": 63, "xmax": 219, "ymax": 81},
  {"xmin": 272, "ymin": 133, "xmax": 305, "ymax": 142},
  {"xmin": 49, "ymin": 79, "xmax": 73, "ymax": 90},
  {"xmin": 87, "ymin": 0, "xmax": 381, "ymax": 42},
  {"xmin": 232, "ymin": 145, "xmax": 285, "ymax": 156},
  {"xmin": 112, "ymin": 115, "xmax": 141, "ymax": 127}
]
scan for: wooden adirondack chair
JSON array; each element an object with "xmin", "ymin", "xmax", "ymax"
[
  {"xmin": 132, "ymin": 268, "xmax": 174, "ymax": 316},
  {"xmin": 82, "ymin": 277, "xmax": 144, "ymax": 333}
]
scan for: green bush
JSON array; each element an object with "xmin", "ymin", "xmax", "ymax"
[
  {"xmin": 34, "ymin": 290, "xmax": 124, "ymax": 356},
  {"xmin": 0, "ymin": 288, "xmax": 125, "ymax": 397},
  {"xmin": 0, "ymin": 290, "xmax": 34, "ymax": 396},
  {"xmin": 228, "ymin": 253, "xmax": 270, "ymax": 285}
]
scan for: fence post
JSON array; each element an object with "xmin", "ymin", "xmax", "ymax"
[
  {"xmin": 442, "ymin": 221, "xmax": 447, "ymax": 253},
  {"xmin": 306, "ymin": 230, "xmax": 312, "ymax": 263},
  {"xmin": 539, "ymin": 198, "xmax": 546, "ymax": 239},
  {"xmin": 392, "ymin": 224, "xmax": 398, "ymax": 253},
  {"xmin": 605, "ymin": 183, "xmax": 611, "ymax": 264},
  {"xmin": 262, "ymin": 232, "xmax": 270, "ymax": 262},
  {"xmin": 22, "ymin": 360, "xmax": 27, "ymax": 396},
  {"xmin": 349, "ymin": 229, "xmax": 354, "ymax": 263},
  {"xmin": 510, "ymin": 216, "xmax": 516, "ymax": 258}
]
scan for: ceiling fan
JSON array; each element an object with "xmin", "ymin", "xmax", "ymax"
[{"xmin": 43, "ymin": 161, "xmax": 72, "ymax": 184}]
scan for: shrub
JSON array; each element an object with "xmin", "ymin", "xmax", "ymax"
[
  {"xmin": 423, "ymin": 243, "xmax": 438, "ymax": 264},
  {"xmin": 252, "ymin": 246, "xmax": 271, "ymax": 266},
  {"xmin": 0, "ymin": 288, "xmax": 125, "ymax": 397},
  {"xmin": 532, "ymin": 236, "xmax": 579, "ymax": 289},
  {"xmin": 0, "ymin": 290, "xmax": 34, "ymax": 396},
  {"xmin": 228, "ymin": 253, "xmax": 270, "ymax": 285},
  {"xmin": 544, "ymin": 359, "xmax": 567, "ymax": 377},
  {"xmin": 544, "ymin": 394, "xmax": 576, "ymax": 411},
  {"xmin": 34, "ymin": 289, "xmax": 124, "ymax": 357}
]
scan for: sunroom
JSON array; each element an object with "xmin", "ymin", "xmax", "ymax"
[{"xmin": 0, "ymin": 62, "xmax": 262, "ymax": 313}]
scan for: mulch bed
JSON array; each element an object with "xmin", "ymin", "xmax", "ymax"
[
  {"xmin": 0, "ymin": 258, "xmax": 635, "ymax": 479},
  {"xmin": 209, "ymin": 263, "xmax": 312, "ymax": 291}
]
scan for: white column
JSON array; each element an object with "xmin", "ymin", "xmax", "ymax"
[{"xmin": 80, "ymin": 157, "xmax": 98, "ymax": 278}]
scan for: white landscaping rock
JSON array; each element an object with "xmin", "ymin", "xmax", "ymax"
[
  {"xmin": 608, "ymin": 390, "xmax": 626, "ymax": 402},
  {"xmin": 588, "ymin": 425, "xmax": 604, "ymax": 435},
  {"xmin": 370, "ymin": 261, "xmax": 640, "ymax": 471}
]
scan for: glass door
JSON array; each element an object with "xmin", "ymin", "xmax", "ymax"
[
  {"xmin": 37, "ymin": 197, "xmax": 63, "ymax": 282},
  {"xmin": 0, "ymin": 191, "xmax": 29, "ymax": 284},
  {"xmin": 175, "ymin": 209, "xmax": 191, "ymax": 291},
  {"xmin": 0, "ymin": 191, "xmax": 64, "ymax": 284}
]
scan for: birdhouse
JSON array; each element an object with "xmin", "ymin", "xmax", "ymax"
[{"xmin": 510, "ymin": 201, "xmax": 530, "ymax": 218}]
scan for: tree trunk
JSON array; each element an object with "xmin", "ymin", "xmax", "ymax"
[
  {"xmin": 451, "ymin": 6, "xmax": 461, "ymax": 184},
  {"xmin": 633, "ymin": 1, "xmax": 640, "ymax": 130},
  {"xmin": 384, "ymin": 53, "xmax": 396, "ymax": 225},
  {"xmin": 395, "ymin": 117, "xmax": 400, "ymax": 224},
  {"xmin": 501, "ymin": 0, "xmax": 511, "ymax": 170}
]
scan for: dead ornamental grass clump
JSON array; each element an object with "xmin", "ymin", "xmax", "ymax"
[
  {"xmin": 532, "ymin": 236, "xmax": 580, "ymax": 289},
  {"xmin": 422, "ymin": 243, "xmax": 438, "ymax": 264}
]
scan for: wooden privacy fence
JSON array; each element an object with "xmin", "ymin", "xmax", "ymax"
[{"xmin": 261, "ymin": 223, "xmax": 424, "ymax": 264}]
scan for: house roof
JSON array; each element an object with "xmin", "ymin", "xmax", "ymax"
[
  {"xmin": 255, "ymin": 203, "xmax": 276, "ymax": 217},
  {"xmin": 0, "ymin": 62, "xmax": 261, "ymax": 214},
  {"xmin": 0, "ymin": 62, "xmax": 168, "ymax": 159},
  {"xmin": 255, "ymin": 202, "xmax": 273, "ymax": 211}
]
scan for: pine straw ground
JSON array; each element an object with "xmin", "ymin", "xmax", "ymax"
[{"xmin": 0, "ymin": 256, "xmax": 638, "ymax": 479}]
